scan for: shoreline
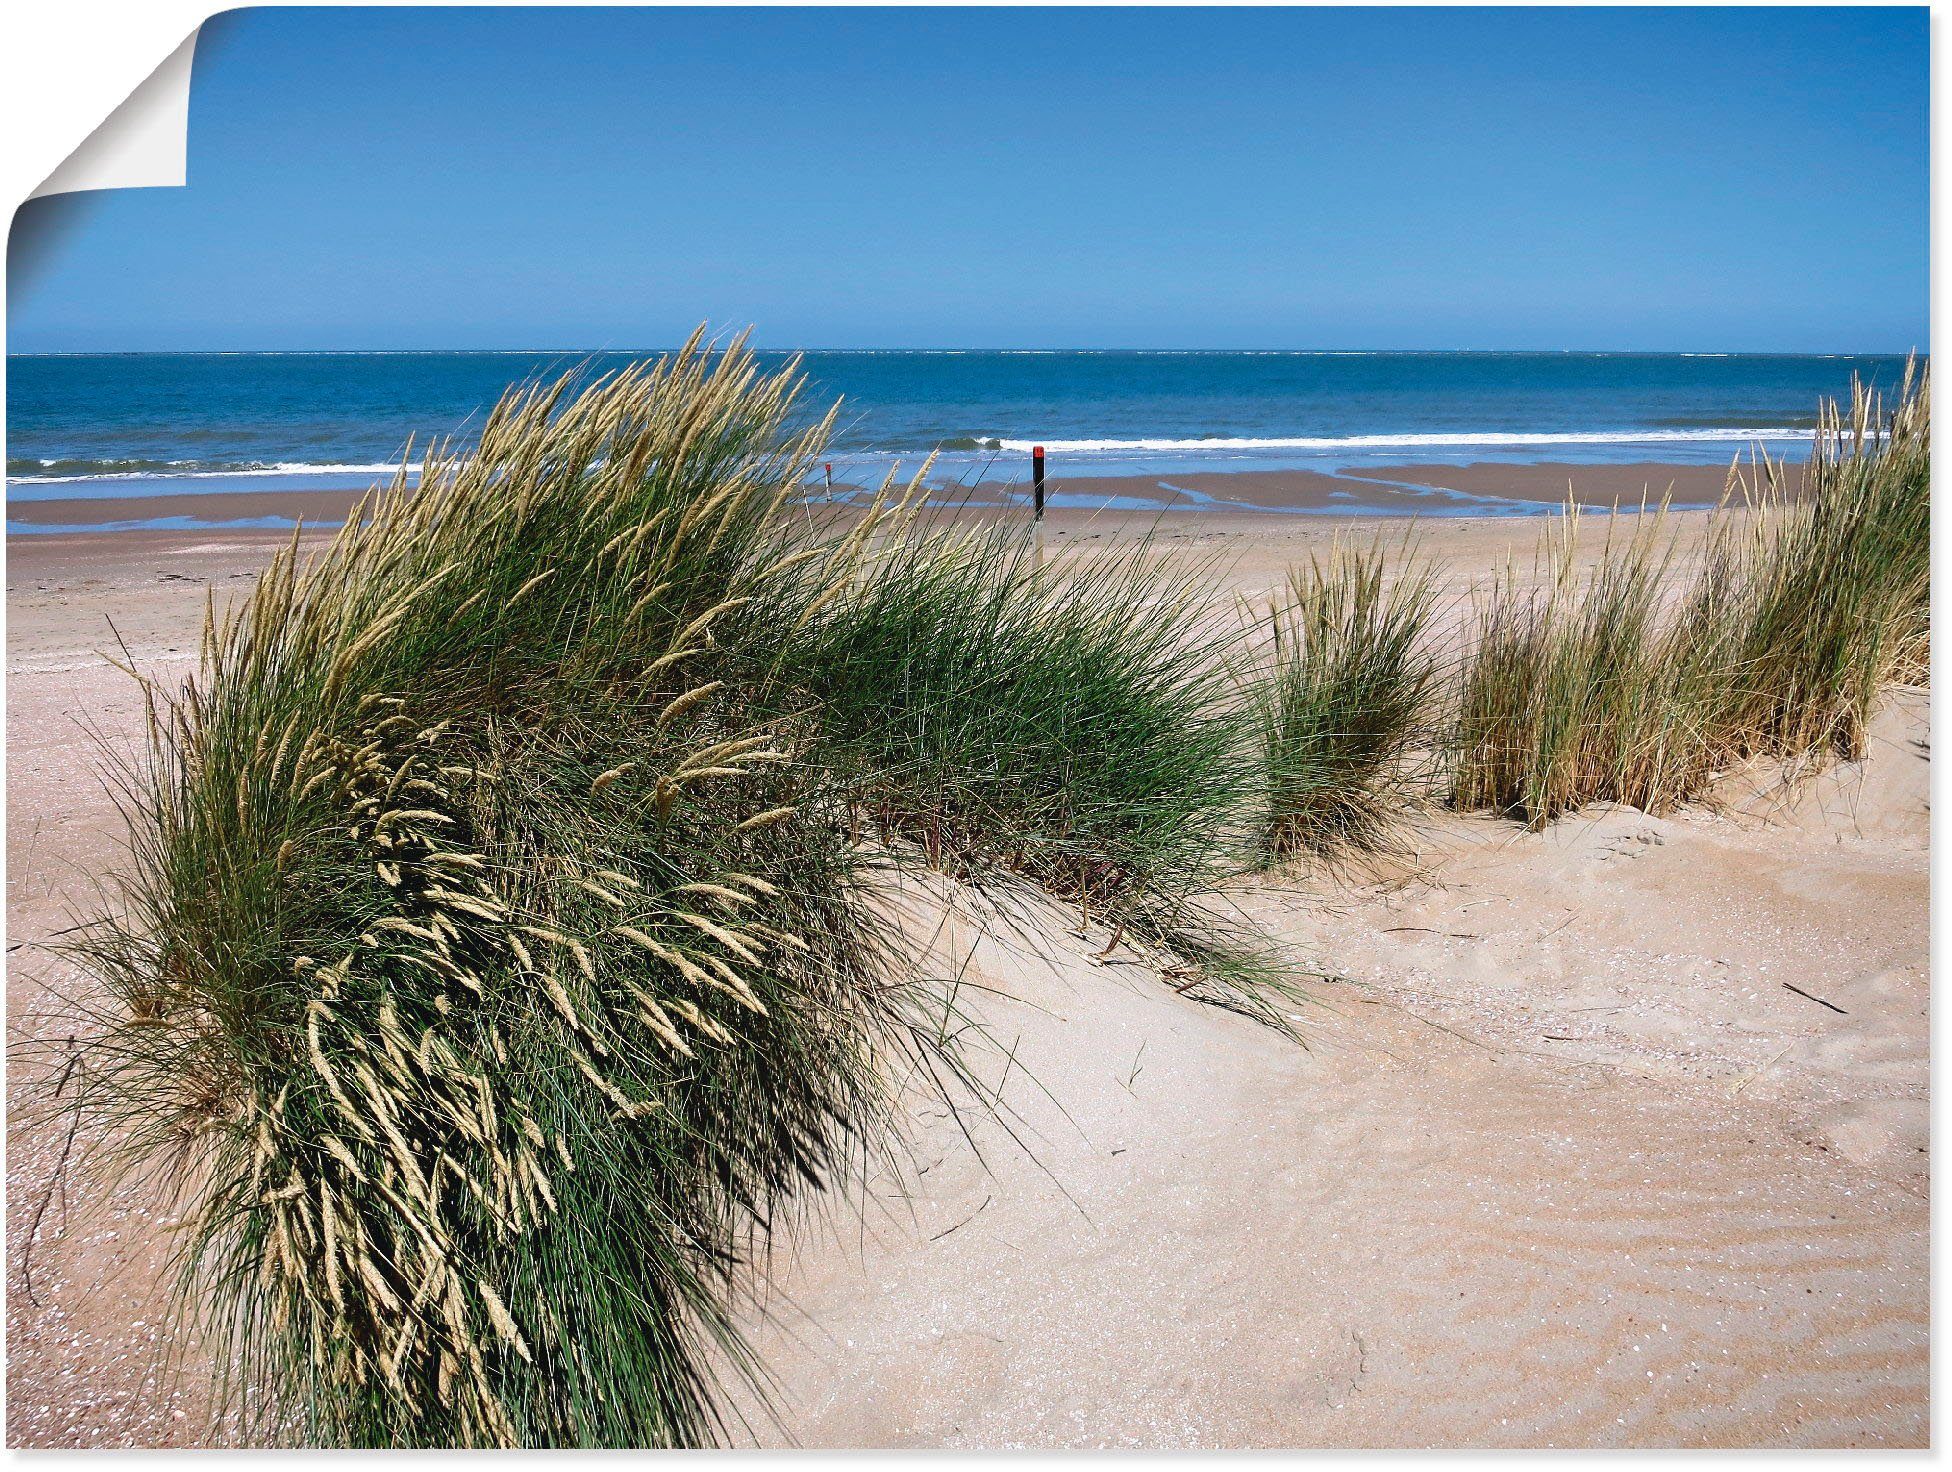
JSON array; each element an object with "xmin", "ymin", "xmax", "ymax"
[{"xmin": 6, "ymin": 459, "xmax": 1760, "ymax": 534}]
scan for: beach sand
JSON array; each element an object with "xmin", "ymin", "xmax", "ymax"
[{"xmin": 4, "ymin": 504, "xmax": 1926, "ymax": 1448}]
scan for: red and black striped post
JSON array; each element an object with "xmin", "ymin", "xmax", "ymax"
[{"xmin": 1031, "ymin": 444, "xmax": 1046, "ymax": 521}]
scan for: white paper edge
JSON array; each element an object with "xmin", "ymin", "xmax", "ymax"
[{"xmin": 28, "ymin": 27, "xmax": 201, "ymax": 201}]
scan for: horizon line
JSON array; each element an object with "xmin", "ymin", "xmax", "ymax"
[{"xmin": 7, "ymin": 345, "xmax": 1928, "ymax": 359}]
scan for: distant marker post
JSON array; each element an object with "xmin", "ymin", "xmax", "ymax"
[
  {"xmin": 824, "ymin": 462, "xmax": 833, "ymax": 500},
  {"xmin": 1031, "ymin": 445, "xmax": 1046, "ymax": 521}
]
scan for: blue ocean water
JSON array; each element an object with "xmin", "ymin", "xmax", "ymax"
[{"xmin": 4, "ymin": 350, "xmax": 1916, "ymax": 509}]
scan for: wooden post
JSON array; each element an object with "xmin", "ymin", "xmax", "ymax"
[
  {"xmin": 1032, "ymin": 445, "xmax": 1046, "ymax": 521},
  {"xmin": 824, "ymin": 462, "xmax": 833, "ymax": 500}
]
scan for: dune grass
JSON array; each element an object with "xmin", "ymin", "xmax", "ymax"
[
  {"xmin": 774, "ymin": 523, "xmax": 1246, "ymax": 903},
  {"xmin": 1448, "ymin": 510, "xmax": 1698, "ymax": 824},
  {"xmin": 55, "ymin": 341, "xmax": 1307, "ymax": 1447},
  {"xmin": 1253, "ymin": 537, "xmax": 1442, "ymax": 861},
  {"xmin": 1712, "ymin": 363, "xmax": 1931, "ymax": 762},
  {"xmin": 62, "ymin": 341, "xmax": 955, "ymax": 1447},
  {"xmin": 1448, "ymin": 362, "xmax": 1929, "ymax": 825},
  {"xmin": 764, "ymin": 517, "xmax": 1300, "ymax": 1021}
]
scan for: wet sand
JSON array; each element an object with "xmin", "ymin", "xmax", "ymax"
[
  {"xmin": 5, "ymin": 510, "xmax": 1926, "ymax": 1447},
  {"xmin": 5, "ymin": 489, "xmax": 370, "ymax": 531},
  {"xmin": 1045, "ymin": 460, "xmax": 1751, "ymax": 515},
  {"xmin": 7, "ymin": 459, "xmax": 1763, "ymax": 534},
  {"xmin": 1338, "ymin": 459, "xmax": 1794, "ymax": 509}
]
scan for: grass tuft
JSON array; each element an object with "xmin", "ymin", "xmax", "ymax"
[
  {"xmin": 1448, "ymin": 509, "xmax": 1683, "ymax": 824},
  {"xmin": 58, "ymin": 337, "xmax": 946, "ymax": 1447},
  {"xmin": 1713, "ymin": 360, "xmax": 1931, "ymax": 762},
  {"xmin": 1448, "ymin": 361, "xmax": 1929, "ymax": 825},
  {"xmin": 1253, "ymin": 536, "xmax": 1442, "ymax": 861},
  {"xmin": 769, "ymin": 519, "xmax": 1269, "ymax": 949},
  {"xmin": 765, "ymin": 515, "xmax": 1311, "ymax": 1022}
]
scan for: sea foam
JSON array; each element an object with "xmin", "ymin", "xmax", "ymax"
[
  {"xmin": 988, "ymin": 428, "xmax": 1808, "ymax": 454},
  {"xmin": 11, "ymin": 460, "xmax": 407, "ymax": 484}
]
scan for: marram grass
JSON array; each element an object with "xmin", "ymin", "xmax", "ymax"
[
  {"xmin": 54, "ymin": 340, "xmax": 1306, "ymax": 1447},
  {"xmin": 61, "ymin": 340, "xmax": 949, "ymax": 1447},
  {"xmin": 1447, "ymin": 362, "xmax": 1929, "ymax": 825},
  {"xmin": 774, "ymin": 523, "xmax": 1244, "ymax": 898},
  {"xmin": 1447, "ymin": 508, "xmax": 1687, "ymax": 824},
  {"xmin": 765, "ymin": 516, "xmax": 1303, "ymax": 1026},
  {"xmin": 1253, "ymin": 537, "xmax": 1442, "ymax": 862},
  {"xmin": 1713, "ymin": 361, "xmax": 1931, "ymax": 762}
]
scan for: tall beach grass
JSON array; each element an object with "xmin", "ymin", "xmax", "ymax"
[
  {"xmin": 53, "ymin": 340, "xmax": 1303, "ymax": 1446},
  {"xmin": 61, "ymin": 341, "xmax": 956, "ymax": 1446},
  {"xmin": 775, "ymin": 524, "xmax": 1245, "ymax": 902},
  {"xmin": 1253, "ymin": 537, "xmax": 1442, "ymax": 861},
  {"xmin": 1712, "ymin": 363, "xmax": 1931, "ymax": 761},
  {"xmin": 1448, "ymin": 510, "xmax": 1698, "ymax": 823},
  {"xmin": 765, "ymin": 515, "xmax": 1300, "ymax": 1021},
  {"xmin": 1447, "ymin": 363, "xmax": 1929, "ymax": 825}
]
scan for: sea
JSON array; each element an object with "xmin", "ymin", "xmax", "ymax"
[{"xmin": 4, "ymin": 350, "xmax": 1917, "ymax": 526}]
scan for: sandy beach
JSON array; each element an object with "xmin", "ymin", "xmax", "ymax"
[
  {"xmin": 4, "ymin": 500, "xmax": 1925, "ymax": 1448},
  {"xmin": 6, "ymin": 0, "xmax": 1926, "ymax": 1447}
]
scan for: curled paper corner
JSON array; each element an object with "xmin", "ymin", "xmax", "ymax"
[{"xmin": 29, "ymin": 27, "xmax": 202, "ymax": 201}]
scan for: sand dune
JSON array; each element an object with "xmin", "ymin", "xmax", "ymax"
[
  {"xmin": 721, "ymin": 699, "xmax": 1927, "ymax": 1447},
  {"xmin": 4, "ymin": 516, "xmax": 1927, "ymax": 1448}
]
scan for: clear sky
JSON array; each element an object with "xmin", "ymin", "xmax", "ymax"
[{"xmin": 6, "ymin": 6, "xmax": 1929, "ymax": 353}]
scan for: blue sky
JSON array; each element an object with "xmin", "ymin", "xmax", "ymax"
[{"xmin": 7, "ymin": 6, "xmax": 1929, "ymax": 352}]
